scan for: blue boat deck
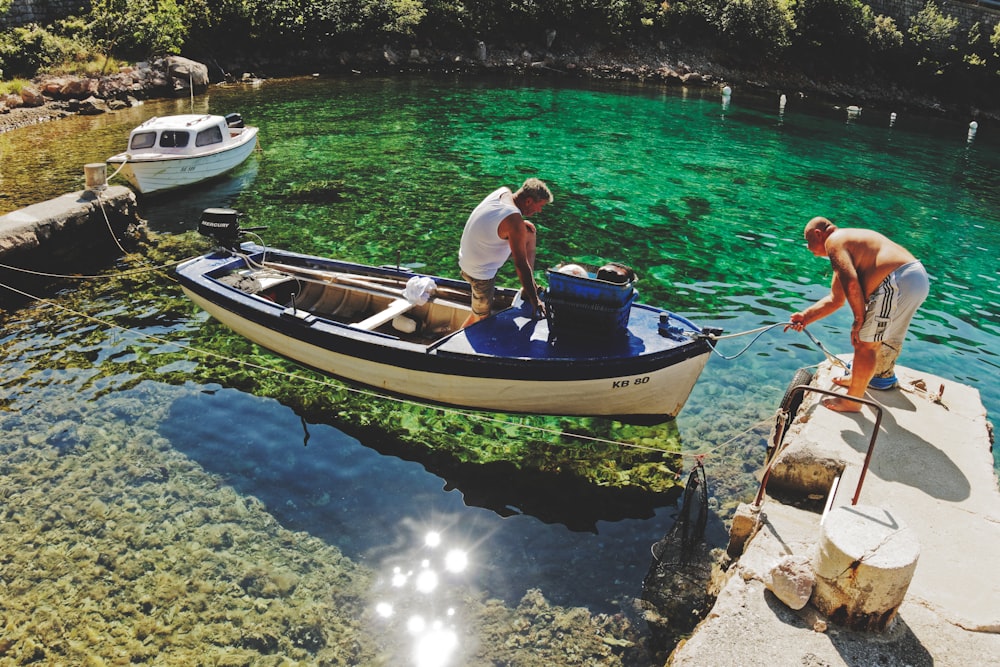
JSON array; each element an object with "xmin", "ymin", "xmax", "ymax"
[{"xmin": 433, "ymin": 302, "xmax": 695, "ymax": 362}]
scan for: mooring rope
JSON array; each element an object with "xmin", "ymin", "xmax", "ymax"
[
  {"xmin": 693, "ymin": 321, "xmax": 849, "ymax": 369},
  {"xmin": 94, "ymin": 189, "xmax": 131, "ymax": 256},
  {"xmin": 0, "ymin": 257, "xmax": 188, "ymax": 280},
  {"xmin": 105, "ymin": 156, "xmax": 129, "ymax": 183},
  {"xmin": 700, "ymin": 322, "xmax": 790, "ymax": 360}
]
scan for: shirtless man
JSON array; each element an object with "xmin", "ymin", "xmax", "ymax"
[
  {"xmin": 786, "ymin": 217, "xmax": 930, "ymax": 412},
  {"xmin": 458, "ymin": 178, "xmax": 552, "ymax": 327}
]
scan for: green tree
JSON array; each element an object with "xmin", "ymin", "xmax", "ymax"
[
  {"xmin": 906, "ymin": 0, "xmax": 959, "ymax": 76},
  {"xmin": 793, "ymin": 0, "xmax": 876, "ymax": 69},
  {"xmin": 993, "ymin": 22, "xmax": 1000, "ymax": 76},
  {"xmin": 87, "ymin": 0, "xmax": 186, "ymax": 61},
  {"xmin": 718, "ymin": 0, "xmax": 795, "ymax": 62},
  {"xmin": 658, "ymin": 0, "xmax": 725, "ymax": 42},
  {"xmin": 0, "ymin": 23, "xmax": 91, "ymax": 77}
]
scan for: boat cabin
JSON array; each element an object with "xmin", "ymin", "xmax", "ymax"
[{"xmin": 126, "ymin": 114, "xmax": 245, "ymax": 155}]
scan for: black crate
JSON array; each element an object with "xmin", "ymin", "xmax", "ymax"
[{"xmin": 545, "ymin": 291, "xmax": 635, "ymax": 338}]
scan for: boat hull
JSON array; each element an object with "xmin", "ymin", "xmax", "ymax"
[
  {"xmin": 108, "ymin": 127, "xmax": 258, "ymax": 194},
  {"xmin": 176, "ymin": 245, "xmax": 714, "ymax": 422}
]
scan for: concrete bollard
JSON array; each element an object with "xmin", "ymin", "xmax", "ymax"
[
  {"xmin": 811, "ymin": 505, "xmax": 920, "ymax": 631},
  {"xmin": 84, "ymin": 163, "xmax": 107, "ymax": 191}
]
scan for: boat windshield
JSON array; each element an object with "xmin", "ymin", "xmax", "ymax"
[
  {"xmin": 158, "ymin": 131, "xmax": 190, "ymax": 148},
  {"xmin": 195, "ymin": 125, "xmax": 224, "ymax": 147}
]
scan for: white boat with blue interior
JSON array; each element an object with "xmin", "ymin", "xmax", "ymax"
[{"xmin": 175, "ymin": 209, "xmax": 720, "ymax": 423}]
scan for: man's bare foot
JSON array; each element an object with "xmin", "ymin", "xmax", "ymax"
[
  {"xmin": 832, "ymin": 375, "xmax": 851, "ymax": 387},
  {"xmin": 822, "ymin": 396, "xmax": 864, "ymax": 413}
]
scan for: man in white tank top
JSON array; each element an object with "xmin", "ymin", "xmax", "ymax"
[{"xmin": 458, "ymin": 178, "xmax": 553, "ymax": 327}]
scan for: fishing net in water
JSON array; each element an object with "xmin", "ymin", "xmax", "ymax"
[
  {"xmin": 639, "ymin": 460, "xmax": 714, "ymax": 651},
  {"xmin": 649, "ymin": 460, "xmax": 708, "ymax": 566}
]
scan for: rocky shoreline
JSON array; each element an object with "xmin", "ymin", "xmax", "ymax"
[{"xmin": 2, "ymin": 46, "xmax": 996, "ymax": 135}]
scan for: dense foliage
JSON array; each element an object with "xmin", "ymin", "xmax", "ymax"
[{"xmin": 0, "ymin": 0, "xmax": 998, "ymax": 106}]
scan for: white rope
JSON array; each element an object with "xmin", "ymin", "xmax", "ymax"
[
  {"xmin": 697, "ymin": 321, "xmax": 849, "ymax": 369},
  {"xmin": 702, "ymin": 322, "xmax": 789, "ymax": 360},
  {"xmin": 0, "ymin": 256, "xmax": 196, "ymax": 280},
  {"xmin": 105, "ymin": 157, "xmax": 129, "ymax": 183}
]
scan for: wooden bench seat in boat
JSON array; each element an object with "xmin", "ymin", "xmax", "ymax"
[{"xmin": 350, "ymin": 298, "xmax": 418, "ymax": 331}]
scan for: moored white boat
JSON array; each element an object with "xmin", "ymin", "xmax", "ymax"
[
  {"xmin": 107, "ymin": 113, "xmax": 258, "ymax": 194},
  {"xmin": 175, "ymin": 210, "xmax": 720, "ymax": 423}
]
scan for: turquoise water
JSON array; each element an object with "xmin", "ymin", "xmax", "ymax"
[
  {"xmin": 203, "ymin": 75, "xmax": 998, "ymax": 442},
  {"xmin": 1, "ymin": 75, "xmax": 997, "ymax": 663}
]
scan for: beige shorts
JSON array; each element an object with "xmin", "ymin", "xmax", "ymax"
[{"xmin": 461, "ymin": 270, "xmax": 495, "ymax": 317}]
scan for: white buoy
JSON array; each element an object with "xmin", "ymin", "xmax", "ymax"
[
  {"xmin": 722, "ymin": 85, "xmax": 732, "ymax": 97},
  {"xmin": 84, "ymin": 163, "xmax": 107, "ymax": 192},
  {"xmin": 890, "ymin": 112, "xmax": 897, "ymax": 127},
  {"xmin": 968, "ymin": 120, "xmax": 978, "ymax": 143},
  {"xmin": 779, "ymin": 94, "xmax": 787, "ymax": 109}
]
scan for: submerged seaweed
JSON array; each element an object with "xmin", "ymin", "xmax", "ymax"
[{"xmin": 0, "ymin": 371, "xmax": 657, "ymax": 664}]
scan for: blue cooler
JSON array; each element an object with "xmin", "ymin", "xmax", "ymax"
[{"xmin": 545, "ymin": 267, "xmax": 636, "ymax": 338}]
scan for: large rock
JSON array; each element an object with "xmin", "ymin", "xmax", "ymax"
[
  {"xmin": 74, "ymin": 96, "xmax": 109, "ymax": 115},
  {"xmin": 163, "ymin": 56, "xmax": 209, "ymax": 94},
  {"xmin": 766, "ymin": 554, "xmax": 815, "ymax": 610},
  {"xmin": 60, "ymin": 77, "xmax": 99, "ymax": 98},
  {"xmin": 19, "ymin": 84, "xmax": 44, "ymax": 107}
]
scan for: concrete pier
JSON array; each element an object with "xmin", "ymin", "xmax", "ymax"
[
  {"xmin": 670, "ymin": 361, "xmax": 1000, "ymax": 666},
  {"xmin": 0, "ymin": 185, "xmax": 140, "ymax": 261}
]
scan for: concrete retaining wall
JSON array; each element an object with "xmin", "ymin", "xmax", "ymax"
[
  {"xmin": 0, "ymin": 186, "xmax": 141, "ymax": 262},
  {"xmin": 868, "ymin": 0, "xmax": 1000, "ymax": 32},
  {"xmin": 0, "ymin": 0, "xmax": 90, "ymax": 28}
]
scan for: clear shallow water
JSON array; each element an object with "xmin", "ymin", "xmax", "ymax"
[{"xmin": 1, "ymin": 75, "xmax": 998, "ymax": 663}]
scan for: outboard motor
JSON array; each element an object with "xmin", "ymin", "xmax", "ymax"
[
  {"xmin": 225, "ymin": 113, "xmax": 245, "ymax": 128},
  {"xmin": 198, "ymin": 208, "xmax": 265, "ymax": 250}
]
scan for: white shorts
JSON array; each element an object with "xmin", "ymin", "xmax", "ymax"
[{"xmin": 858, "ymin": 261, "xmax": 929, "ymax": 344}]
